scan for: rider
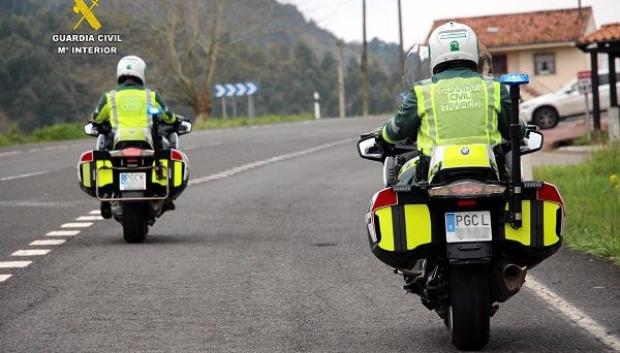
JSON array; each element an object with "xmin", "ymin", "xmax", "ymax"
[
  {"xmin": 378, "ymin": 22, "xmax": 517, "ymax": 184},
  {"xmin": 90, "ymin": 55, "xmax": 179, "ymax": 151}
]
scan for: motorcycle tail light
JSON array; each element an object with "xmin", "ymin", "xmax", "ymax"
[
  {"xmin": 537, "ymin": 182, "xmax": 564, "ymax": 207},
  {"xmin": 79, "ymin": 151, "xmax": 93, "ymax": 163},
  {"xmin": 170, "ymin": 149, "xmax": 184, "ymax": 161},
  {"xmin": 121, "ymin": 148, "xmax": 144, "ymax": 157},
  {"xmin": 370, "ymin": 188, "xmax": 398, "ymax": 211},
  {"xmin": 429, "ymin": 180, "xmax": 506, "ymax": 198}
]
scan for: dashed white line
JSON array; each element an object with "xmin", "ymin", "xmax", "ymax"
[
  {"xmin": 76, "ymin": 215, "xmax": 103, "ymax": 221},
  {"xmin": 527, "ymin": 276, "xmax": 620, "ymax": 352},
  {"xmin": 47, "ymin": 230, "xmax": 80, "ymax": 237},
  {"xmin": 0, "ymin": 261, "xmax": 32, "ymax": 268},
  {"xmin": 61, "ymin": 222, "xmax": 93, "ymax": 228},
  {"xmin": 1, "ymin": 170, "xmax": 50, "ymax": 182},
  {"xmin": 30, "ymin": 239, "xmax": 66, "ymax": 246},
  {"xmin": 89, "ymin": 210, "xmax": 101, "ymax": 215},
  {"xmin": 12, "ymin": 249, "xmax": 51, "ymax": 256},
  {"xmin": 0, "ymin": 274, "xmax": 12, "ymax": 282},
  {"xmin": 189, "ymin": 139, "xmax": 354, "ymax": 186},
  {"xmin": 0, "ymin": 151, "xmax": 22, "ymax": 157}
]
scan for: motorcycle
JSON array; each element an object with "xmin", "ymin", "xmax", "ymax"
[
  {"xmin": 357, "ymin": 45, "xmax": 564, "ymax": 350},
  {"xmin": 77, "ymin": 107, "xmax": 192, "ymax": 243}
]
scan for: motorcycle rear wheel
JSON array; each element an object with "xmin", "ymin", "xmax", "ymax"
[
  {"xmin": 122, "ymin": 202, "xmax": 148, "ymax": 243},
  {"xmin": 449, "ymin": 265, "xmax": 490, "ymax": 351}
]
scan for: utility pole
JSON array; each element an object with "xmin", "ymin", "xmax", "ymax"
[
  {"xmin": 336, "ymin": 40, "xmax": 346, "ymax": 119},
  {"xmin": 361, "ymin": 0, "xmax": 370, "ymax": 117},
  {"xmin": 397, "ymin": 0, "xmax": 405, "ymax": 71}
]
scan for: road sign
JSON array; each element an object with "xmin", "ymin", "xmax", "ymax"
[
  {"xmin": 213, "ymin": 82, "xmax": 260, "ymax": 98},
  {"xmin": 577, "ymin": 70, "xmax": 592, "ymax": 95}
]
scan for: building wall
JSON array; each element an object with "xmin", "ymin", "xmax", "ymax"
[{"xmin": 505, "ymin": 46, "xmax": 590, "ymax": 95}]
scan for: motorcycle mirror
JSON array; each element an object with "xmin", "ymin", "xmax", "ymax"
[
  {"xmin": 357, "ymin": 136, "xmax": 384, "ymax": 162},
  {"xmin": 520, "ymin": 130, "xmax": 544, "ymax": 155},
  {"xmin": 83, "ymin": 123, "xmax": 98, "ymax": 137},
  {"xmin": 178, "ymin": 121, "xmax": 193, "ymax": 136}
]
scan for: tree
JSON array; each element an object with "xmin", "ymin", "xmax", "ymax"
[{"xmin": 144, "ymin": 0, "xmax": 225, "ymax": 121}]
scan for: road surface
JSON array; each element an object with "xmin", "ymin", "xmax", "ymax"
[{"xmin": 0, "ymin": 117, "xmax": 618, "ymax": 352}]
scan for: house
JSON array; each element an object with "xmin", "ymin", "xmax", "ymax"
[{"xmin": 427, "ymin": 7, "xmax": 596, "ymax": 96}]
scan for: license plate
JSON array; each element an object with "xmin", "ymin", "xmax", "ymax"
[
  {"xmin": 119, "ymin": 172, "xmax": 146, "ymax": 191},
  {"xmin": 445, "ymin": 211, "xmax": 492, "ymax": 243}
]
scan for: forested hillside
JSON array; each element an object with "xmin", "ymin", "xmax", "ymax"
[{"xmin": 0, "ymin": 0, "xmax": 402, "ymax": 132}]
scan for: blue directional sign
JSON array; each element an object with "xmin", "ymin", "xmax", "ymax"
[{"xmin": 214, "ymin": 82, "xmax": 260, "ymax": 98}]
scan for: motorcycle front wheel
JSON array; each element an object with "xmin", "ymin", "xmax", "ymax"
[
  {"xmin": 122, "ymin": 202, "xmax": 148, "ymax": 243},
  {"xmin": 448, "ymin": 265, "xmax": 490, "ymax": 351}
]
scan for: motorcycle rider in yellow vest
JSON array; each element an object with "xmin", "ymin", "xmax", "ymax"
[
  {"xmin": 379, "ymin": 22, "xmax": 519, "ymax": 184},
  {"xmin": 90, "ymin": 55, "xmax": 179, "ymax": 151},
  {"xmin": 89, "ymin": 55, "xmax": 179, "ymax": 217}
]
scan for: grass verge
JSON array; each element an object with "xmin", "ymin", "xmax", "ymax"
[
  {"xmin": 193, "ymin": 114, "xmax": 313, "ymax": 130},
  {"xmin": 0, "ymin": 114, "xmax": 313, "ymax": 148},
  {"xmin": 0, "ymin": 123, "xmax": 85, "ymax": 147},
  {"xmin": 534, "ymin": 144, "xmax": 620, "ymax": 264}
]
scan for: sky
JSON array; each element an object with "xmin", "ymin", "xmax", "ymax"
[{"xmin": 277, "ymin": 0, "xmax": 619, "ymax": 45}]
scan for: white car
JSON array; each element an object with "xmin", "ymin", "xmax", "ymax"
[{"xmin": 520, "ymin": 71, "xmax": 620, "ymax": 129}]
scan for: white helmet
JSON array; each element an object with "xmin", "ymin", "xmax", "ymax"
[
  {"xmin": 117, "ymin": 55, "xmax": 146, "ymax": 85},
  {"xmin": 429, "ymin": 22, "xmax": 479, "ymax": 74}
]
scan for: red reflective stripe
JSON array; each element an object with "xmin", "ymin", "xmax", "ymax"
[
  {"xmin": 537, "ymin": 182, "xmax": 564, "ymax": 207},
  {"xmin": 170, "ymin": 149, "xmax": 184, "ymax": 161},
  {"xmin": 371, "ymin": 188, "xmax": 398, "ymax": 211},
  {"xmin": 457, "ymin": 199, "xmax": 477, "ymax": 208},
  {"xmin": 80, "ymin": 151, "xmax": 93, "ymax": 163}
]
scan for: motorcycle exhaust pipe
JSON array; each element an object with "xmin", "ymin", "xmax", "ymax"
[
  {"xmin": 492, "ymin": 261, "xmax": 527, "ymax": 302},
  {"xmin": 502, "ymin": 263, "xmax": 527, "ymax": 292}
]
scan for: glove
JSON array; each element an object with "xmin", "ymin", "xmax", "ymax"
[{"xmin": 374, "ymin": 128, "xmax": 394, "ymax": 156}]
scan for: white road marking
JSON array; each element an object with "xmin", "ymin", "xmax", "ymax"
[
  {"xmin": 47, "ymin": 230, "xmax": 80, "ymax": 236},
  {"xmin": 527, "ymin": 276, "xmax": 620, "ymax": 351},
  {"xmin": 61, "ymin": 222, "xmax": 93, "ymax": 228},
  {"xmin": 0, "ymin": 261, "xmax": 32, "ymax": 268},
  {"xmin": 89, "ymin": 210, "xmax": 101, "ymax": 215},
  {"xmin": 189, "ymin": 139, "xmax": 354, "ymax": 186},
  {"xmin": 0, "ymin": 274, "xmax": 12, "ymax": 282},
  {"xmin": 30, "ymin": 239, "xmax": 66, "ymax": 246},
  {"xmin": 0, "ymin": 151, "xmax": 22, "ymax": 157},
  {"xmin": 1, "ymin": 170, "xmax": 50, "ymax": 182},
  {"xmin": 76, "ymin": 215, "xmax": 103, "ymax": 221},
  {"xmin": 12, "ymin": 249, "xmax": 51, "ymax": 256}
]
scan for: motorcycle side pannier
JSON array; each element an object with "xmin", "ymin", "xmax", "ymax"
[
  {"xmin": 498, "ymin": 182, "xmax": 564, "ymax": 267},
  {"xmin": 366, "ymin": 188, "xmax": 437, "ymax": 269}
]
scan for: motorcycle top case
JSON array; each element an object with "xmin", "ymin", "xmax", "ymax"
[
  {"xmin": 77, "ymin": 149, "xmax": 189, "ymax": 200},
  {"xmin": 365, "ymin": 183, "xmax": 563, "ymax": 269}
]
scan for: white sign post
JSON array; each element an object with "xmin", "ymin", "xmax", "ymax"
[
  {"xmin": 313, "ymin": 91, "xmax": 321, "ymax": 120},
  {"xmin": 577, "ymin": 71, "xmax": 592, "ymax": 141}
]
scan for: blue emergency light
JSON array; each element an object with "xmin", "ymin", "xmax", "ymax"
[{"xmin": 499, "ymin": 73, "xmax": 529, "ymax": 85}]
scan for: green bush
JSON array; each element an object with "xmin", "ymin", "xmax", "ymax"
[{"xmin": 534, "ymin": 144, "xmax": 620, "ymax": 264}]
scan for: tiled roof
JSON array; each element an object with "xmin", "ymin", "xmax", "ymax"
[
  {"xmin": 428, "ymin": 7, "xmax": 593, "ymax": 48},
  {"xmin": 579, "ymin": 23, "xmax": 620, "ymax": 44}
]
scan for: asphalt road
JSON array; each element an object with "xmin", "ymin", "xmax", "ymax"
[{"xmin": 0, "ymin": 117, "xmax": 618, "ymax": 352}]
